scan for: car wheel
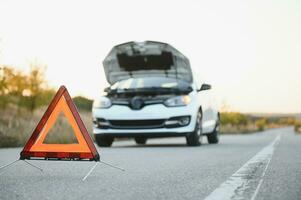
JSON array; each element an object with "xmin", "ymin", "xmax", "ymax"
[
  {"xmin": 207, "ymin": 119, "xmax": 220, "ymax": 144},
  {"xmin": 186, "ymin": 112, "xmax": 202, "ymax": 146},
  {"xmin": 95, "ymin": 135, "xmax": 114, "ymax": 147},
  {"xmin": 135, "ymin": 137, "xmax": 147, "ymax": 145}
]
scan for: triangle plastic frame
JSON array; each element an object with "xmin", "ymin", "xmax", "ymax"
[{"xmin": 20, "ymin": 86, "xmax": 100, "ymax": 161}]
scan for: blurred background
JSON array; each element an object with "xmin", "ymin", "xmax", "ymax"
[{"xmin": 0, "ymin": 0, "xmax": 300, "ymax": 147}]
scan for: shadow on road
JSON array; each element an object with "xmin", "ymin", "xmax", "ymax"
[
  {"xmin": 112, "ymin": 144, "xmax": 187, "ymax": 148},
  {"xmin": 110, "ymin": 142, "xmax": 211, "ymax": 148}
]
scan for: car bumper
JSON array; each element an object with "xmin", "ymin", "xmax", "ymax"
[{"xmin": 92, "ymin": 104, "xmax": 198, "ymax": 137}]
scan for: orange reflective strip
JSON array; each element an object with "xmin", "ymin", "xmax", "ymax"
[{"xmin": 30, "ymin": 95, "xmax": 90, "ymax": 153}]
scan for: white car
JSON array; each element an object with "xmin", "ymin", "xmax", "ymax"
[{"xmin": 93, "ymin": 41, "xmax": 220, "ymax": 146}]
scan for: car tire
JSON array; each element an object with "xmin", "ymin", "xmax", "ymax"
[
  {"xmin": 207, "ymin": 119, "xmax": 220, "ymax": 144},
  {"xmin": 135, "ymin": 137, "xmax": 147, "ymax": 145},
  {"xmin": 186, "ymin": 112, "xmax": 202, "ymax": 146},
  {"xmin": 95, "ymin": 135, "xmax": 114, "ymax": 147}
]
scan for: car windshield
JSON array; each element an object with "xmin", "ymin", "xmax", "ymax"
[{"xmin": 110, "ymin": 77, "xmax": 191, "ymax": 92}]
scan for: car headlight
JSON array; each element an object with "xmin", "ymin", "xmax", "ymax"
[
  {"xmin": 164, "ymin": 95, "xmax": 191, "ymax": 107},
  {"xmin": 93, "ymin": 97, "xmax": 112, "ymax": 109}
]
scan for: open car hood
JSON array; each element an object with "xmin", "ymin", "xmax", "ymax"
[{"xmin": 103, "ymin": 41, "xmax": 193, "ymax": 85}]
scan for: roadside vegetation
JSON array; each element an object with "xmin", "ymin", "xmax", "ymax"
[
  {"xmin": 0, "ymin": 65, "xmax": 300, "ymax": 147},
  {"xmin": 220, "ymin": 112, "xmax": 296, "ymax": 134},
  {"xmin": 294, "ymin": 120, "xmax": 301, "ymax": 133},
  {"xmin": 0, "ymin": 65, "xmax": 93, "ymax": 147},
  {"xmin": 0, "ymin": 105, "xmax": 92, "ymax": 147}
]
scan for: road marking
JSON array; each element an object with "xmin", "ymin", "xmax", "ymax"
[{"xmin": 204, "ymin": 134, "xmax": 281, "ymax": 200}]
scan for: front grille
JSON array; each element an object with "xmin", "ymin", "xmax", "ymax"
[{"xmin": 108, "ymin": 119, "xmax": 165, "ymax": 129}]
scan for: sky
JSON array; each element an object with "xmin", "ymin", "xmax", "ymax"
[{"xmin": 0, "ymin": 0, "xmax": 300, "ymax": 113}]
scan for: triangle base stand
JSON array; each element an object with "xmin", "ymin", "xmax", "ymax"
[
  {"xmin": 82, "ymin": 159, "xmax": 125, "ymax": 181},
  {"xmin": 0, "ymin": 159, "xmax": 124, "ymax": 180},
  {"xmin": 0, "ymin": 159, "xmax": 43, "ymax": 176}
]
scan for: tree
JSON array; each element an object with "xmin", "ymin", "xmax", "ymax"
[
  {"xmin": 26, "ymin": 61, "xmax": 47, "ymax": 112},
  {"xmin": 255, "ymin": 118, "xmax": 267, "ymax": 131},
  {"xmin": 0, "ymin": 66, "xmax": 17, "ymax": 108},
  {"xmin": 0, "ymin": 63, "xmax": 55, "ymax": 112}
]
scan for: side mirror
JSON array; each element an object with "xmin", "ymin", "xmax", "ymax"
[
  {"xmin": 104, "ymin": 87, "xmax": 110, "ymax": 93},
  {"xmin": 198, "ymin": 84, "xmax": 211, "ymax": 92}
]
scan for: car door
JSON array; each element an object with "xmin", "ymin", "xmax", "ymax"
[{"xmin": 196, "ymin": 80, "xmax": 216, "ymax": 134}]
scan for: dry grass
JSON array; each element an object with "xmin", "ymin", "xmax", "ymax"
[
  {"xmin": 220, "ymin": 123, "xmax": 259, "ymax": 134},
  {"xmin": 1, "ymin": 105, "xmax": 294, "ymax": 147},
  {"xmin": 0, "ymin": 105, "xmax": 93, "ymax": 147}
]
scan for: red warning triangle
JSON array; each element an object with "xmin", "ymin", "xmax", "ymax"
[{"xmin": 20, "ymin": 86, "xmax": 100, "ymax": 161}]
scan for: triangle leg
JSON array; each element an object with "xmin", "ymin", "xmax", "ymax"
[
  {"xmin": 82, "ymin": 162, "xmax": 99, "ymax": 181},
  {"xmin": 0, "ymin": 159, "xmax": 20, "ymax": 176},
  {"xmin": 99, "ymin": 160, "xmax": 125, "ymax": 172},
  {"xmin": 23, "ymin": 160, "xmax": 44, "ymax": 173},
  {"xmin": 82, "ymin": 160, "xmax": 125, "ymax": 181},
  {"xmin": 0, "ymin": 159, "xmax": 20, "ymax": 171}
]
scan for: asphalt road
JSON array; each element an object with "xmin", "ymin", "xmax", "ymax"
[{"xmin": 0, "ymin": 127, "xmax": 300, "ymax": 200}]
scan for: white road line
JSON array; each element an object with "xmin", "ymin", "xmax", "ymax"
[{"xmin": 204, "ymin": 134, "xmax": 281, "ymax": 200}]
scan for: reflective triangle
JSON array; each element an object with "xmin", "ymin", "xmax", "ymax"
[{"xmin": 20, "ymin": 86, "xmax": 100, "ymax": 161}]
